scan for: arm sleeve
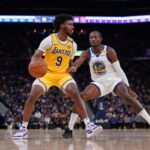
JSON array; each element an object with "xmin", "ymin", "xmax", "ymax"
[
  {"xmin": 38, "ymin": 35, "xmax": 53, "ymax": 52},
  {"xmin": 112, "ymin": 61, "xmax": 129, "ymax": 86},
  {"xmin": 71, "ymin": 41, "xmax": 77, "ymax": 60}
]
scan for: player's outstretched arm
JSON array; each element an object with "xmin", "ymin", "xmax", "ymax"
[
  {"xmin": 107, "ymin": 47, "xmax": 138, "ymax": 98},
  {"xmin": 107, "ymin": 47, "xmax": 129, "ymax": 86},
  {"xmin": 68, "ymin": 50, "xmax": 89, "ymax": 73}
]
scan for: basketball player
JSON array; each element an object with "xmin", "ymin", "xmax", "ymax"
[
  {"xmin": 13, "ymin": 15, "xmax": 102, "ymax": 138},
  {"xmin": 63, "ymin": 31, "xmax": 150, "ymax": 138}
]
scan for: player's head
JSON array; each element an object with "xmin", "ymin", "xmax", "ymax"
[
  {"xmin": 89, "ymin": 31, "xmax": 103, "ymax": 47},
  {"xmin": 53, "ymin": 14, "xmax": 74, "ymax": 35}
]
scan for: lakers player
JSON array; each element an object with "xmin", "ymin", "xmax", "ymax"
[
  {"xmin": 13, "ymin": 15, "xmax": 102, "ymax": 138},
  {"xmin": 63, "ymin": 31, "xmax": 150, "ymax": 137}
]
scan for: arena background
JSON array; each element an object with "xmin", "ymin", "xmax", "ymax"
[{"xmin": 0, "ymin": 1, "xmax": 150, "ymax": 149}]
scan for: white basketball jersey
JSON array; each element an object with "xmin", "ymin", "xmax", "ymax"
[{"xmin": 89, "ymin": 45, "xmax": 117, "ymax": 81}]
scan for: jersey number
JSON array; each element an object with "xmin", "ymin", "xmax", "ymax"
[{"xmin": 56, "ymin": 56, "xmax": 63, "ymax": 66}]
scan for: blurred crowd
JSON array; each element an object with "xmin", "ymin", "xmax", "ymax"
[
  {"xmin": 0, "ymin": 23, "xmax": 150, "ymax": 59},
  {"xmin": 0, "ymin": 24, "xmax": 150, "ymax": 129}
]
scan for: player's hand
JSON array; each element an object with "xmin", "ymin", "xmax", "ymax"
[
  {"xmin": 128, "ymin": 87, "xmax": 138, "ymax": 99},
  {"xmin": 30, "ymin": 57, "xmax": 45, "ymax": 67},
  {"xmin": 31, "ymin": 56, "xmax": 43, "ymax": 61},
  {"xmin": 67, "ymin": 66, "xmax": 77, "ymax": 73}
]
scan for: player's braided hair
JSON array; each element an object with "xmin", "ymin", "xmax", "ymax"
[{"xmin": 53, "ymin": 14, "xmax": 73, "ymax": 32}]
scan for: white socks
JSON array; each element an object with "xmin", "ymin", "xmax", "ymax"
[
  {"xmin": 138, "ymin": 109, "xmax": 150, "ymax": 125},
  {"xmin": 68, "ymin": 113, "xmax": 91, "ymax": 130},
  {"xmin": 22, "ymin": 121, "xmax": 28, "ymax": 129},
  {"xmin": 68, "ymin": 113, "xmax": 79, "ymax": 130},
  {"xmin": 83, "ymin": 118, "xmax": 90, "ymax": 126}
]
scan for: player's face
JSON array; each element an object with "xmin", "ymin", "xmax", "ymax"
[
  {"xmin": 63, "ymin": 20, "xmax": 74, "ymax": 36},
  {"xmin": 89, "ymin": 32, "xmax": 102, "ymax": 47}
]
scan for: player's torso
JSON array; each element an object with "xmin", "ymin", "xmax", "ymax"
[
  {"xmin": 45, "ymin": 33, "xmax": 73, "ymax": 73},
  {"xmin": 89, "ymin": 45, "xmax": 116, "ymax": 81}
]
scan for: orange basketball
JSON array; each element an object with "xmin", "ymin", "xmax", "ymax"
[{"xmin": 28, "ymin": 58, "xmax": 48, "ymax": 78}]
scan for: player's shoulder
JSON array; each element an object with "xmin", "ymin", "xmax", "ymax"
[
  {"xmin": 68, "ymin": 36, "xmax": 74, "ymax": 42},
  {"xmin": 68, "ymin": 36, "xmax": 77, "ymax": 46},
  {"xmin": 70, "ymin": 38, "xmax": 77, "ymax": 51},
  {"xmin": 86, "ymin": 47, "xmax": 94, "ymax": 55},
  {"xmin": 105, "ymin": 45, "xmax": 115, "ymax": 52},
  {"xmin": 49, "ymin": 33, "xmax": 56, "ymax": 39},
  {"xmin": 105, "ymin": 45, "xmax": 118, "ymax": 62},
  {"xmin": 38, "ymin": 35, "xmax": 53, "ymax": 51},
  {"xmin": 72, "ymin": 40, "xmax": 77, "ymax": 46}
]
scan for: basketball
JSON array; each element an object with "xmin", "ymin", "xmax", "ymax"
[{"xmin": 28, "ymin": 58, "xmax": 48, "ymax": 78}]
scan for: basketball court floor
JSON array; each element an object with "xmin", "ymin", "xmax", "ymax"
[{"xmin": 0, "ymin": 129, "xmax": 150, "ymax": 150}]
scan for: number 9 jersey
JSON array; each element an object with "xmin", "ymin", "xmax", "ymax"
[
  {"xmin": 40, "ymin": 33, "xmax": 76, "ymax": 73},
  {"xmin": 32, "ymin": 33, "xmax": 77, "ymax": 93}
]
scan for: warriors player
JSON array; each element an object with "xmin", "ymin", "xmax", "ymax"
[
  {"xmin": 13, "ymin": 15, "xmax": 101, "ymax": 138},
  {"xmin": 63, "ymin": 31, "xmax": 150, "ymax": 138}
]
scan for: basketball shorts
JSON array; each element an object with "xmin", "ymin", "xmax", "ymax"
[
  {"xmin": 32, "ymin": 71, "xmax": 76, "ymax": 94},
  {"xmin": 91, "ymin": 74, "xmax": 122, "ymax": 97}
]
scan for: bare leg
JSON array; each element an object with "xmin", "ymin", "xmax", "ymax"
[
  {"xmin": 63, "ymin": 83, "xmax": 103, "ymax": 138},
  {"xmin": 72, "ymin": 83, "xmax": 100, "ymax": 118},
  {"xmin": 114, "ymin": 82, "xmax": 143, "ymax": 113},
  {"xmin": 68, "ymin": 83, "xmax": 101, "ymax": 130},
  {"xmin": 23, "ymin": 85, "xmax": 44, "ymax": 122},
  {"xmin": 80, "ymin": 84, "xmax": 101, "ymax": 101},
  {"xmin": 65, "ymin": 83, "xmax": 88, "ymax": 119},
  {"xmin": 114, "ymin": 82, "xmax": 150, "ymax": 125},
  {"xmin": 13, "ymin": 85, "xmax": 44, "ymax": 138}
]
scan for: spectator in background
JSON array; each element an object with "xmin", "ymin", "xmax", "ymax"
[
  {"xmin": 110, "ymin": 114, "xmax": 118, "ymax": 129},
  {"xmin": 124, "ymin": 114, "xmax": 132, "ymax": 129},
  {"xmin": 34, "ymin": 110, "xmax": 42, "ymax": 122},
  {"xmin": 44, "ymin": 114, "xmax": 51, "ymax": 129},
  {"xmin": 4, "ymin": 111, "xmax": 14, "ymax": 130}
]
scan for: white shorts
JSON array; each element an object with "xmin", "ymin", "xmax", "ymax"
[{"xmin": 91, "ymin": 75, "xmax": 122, "ymax": 97}]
